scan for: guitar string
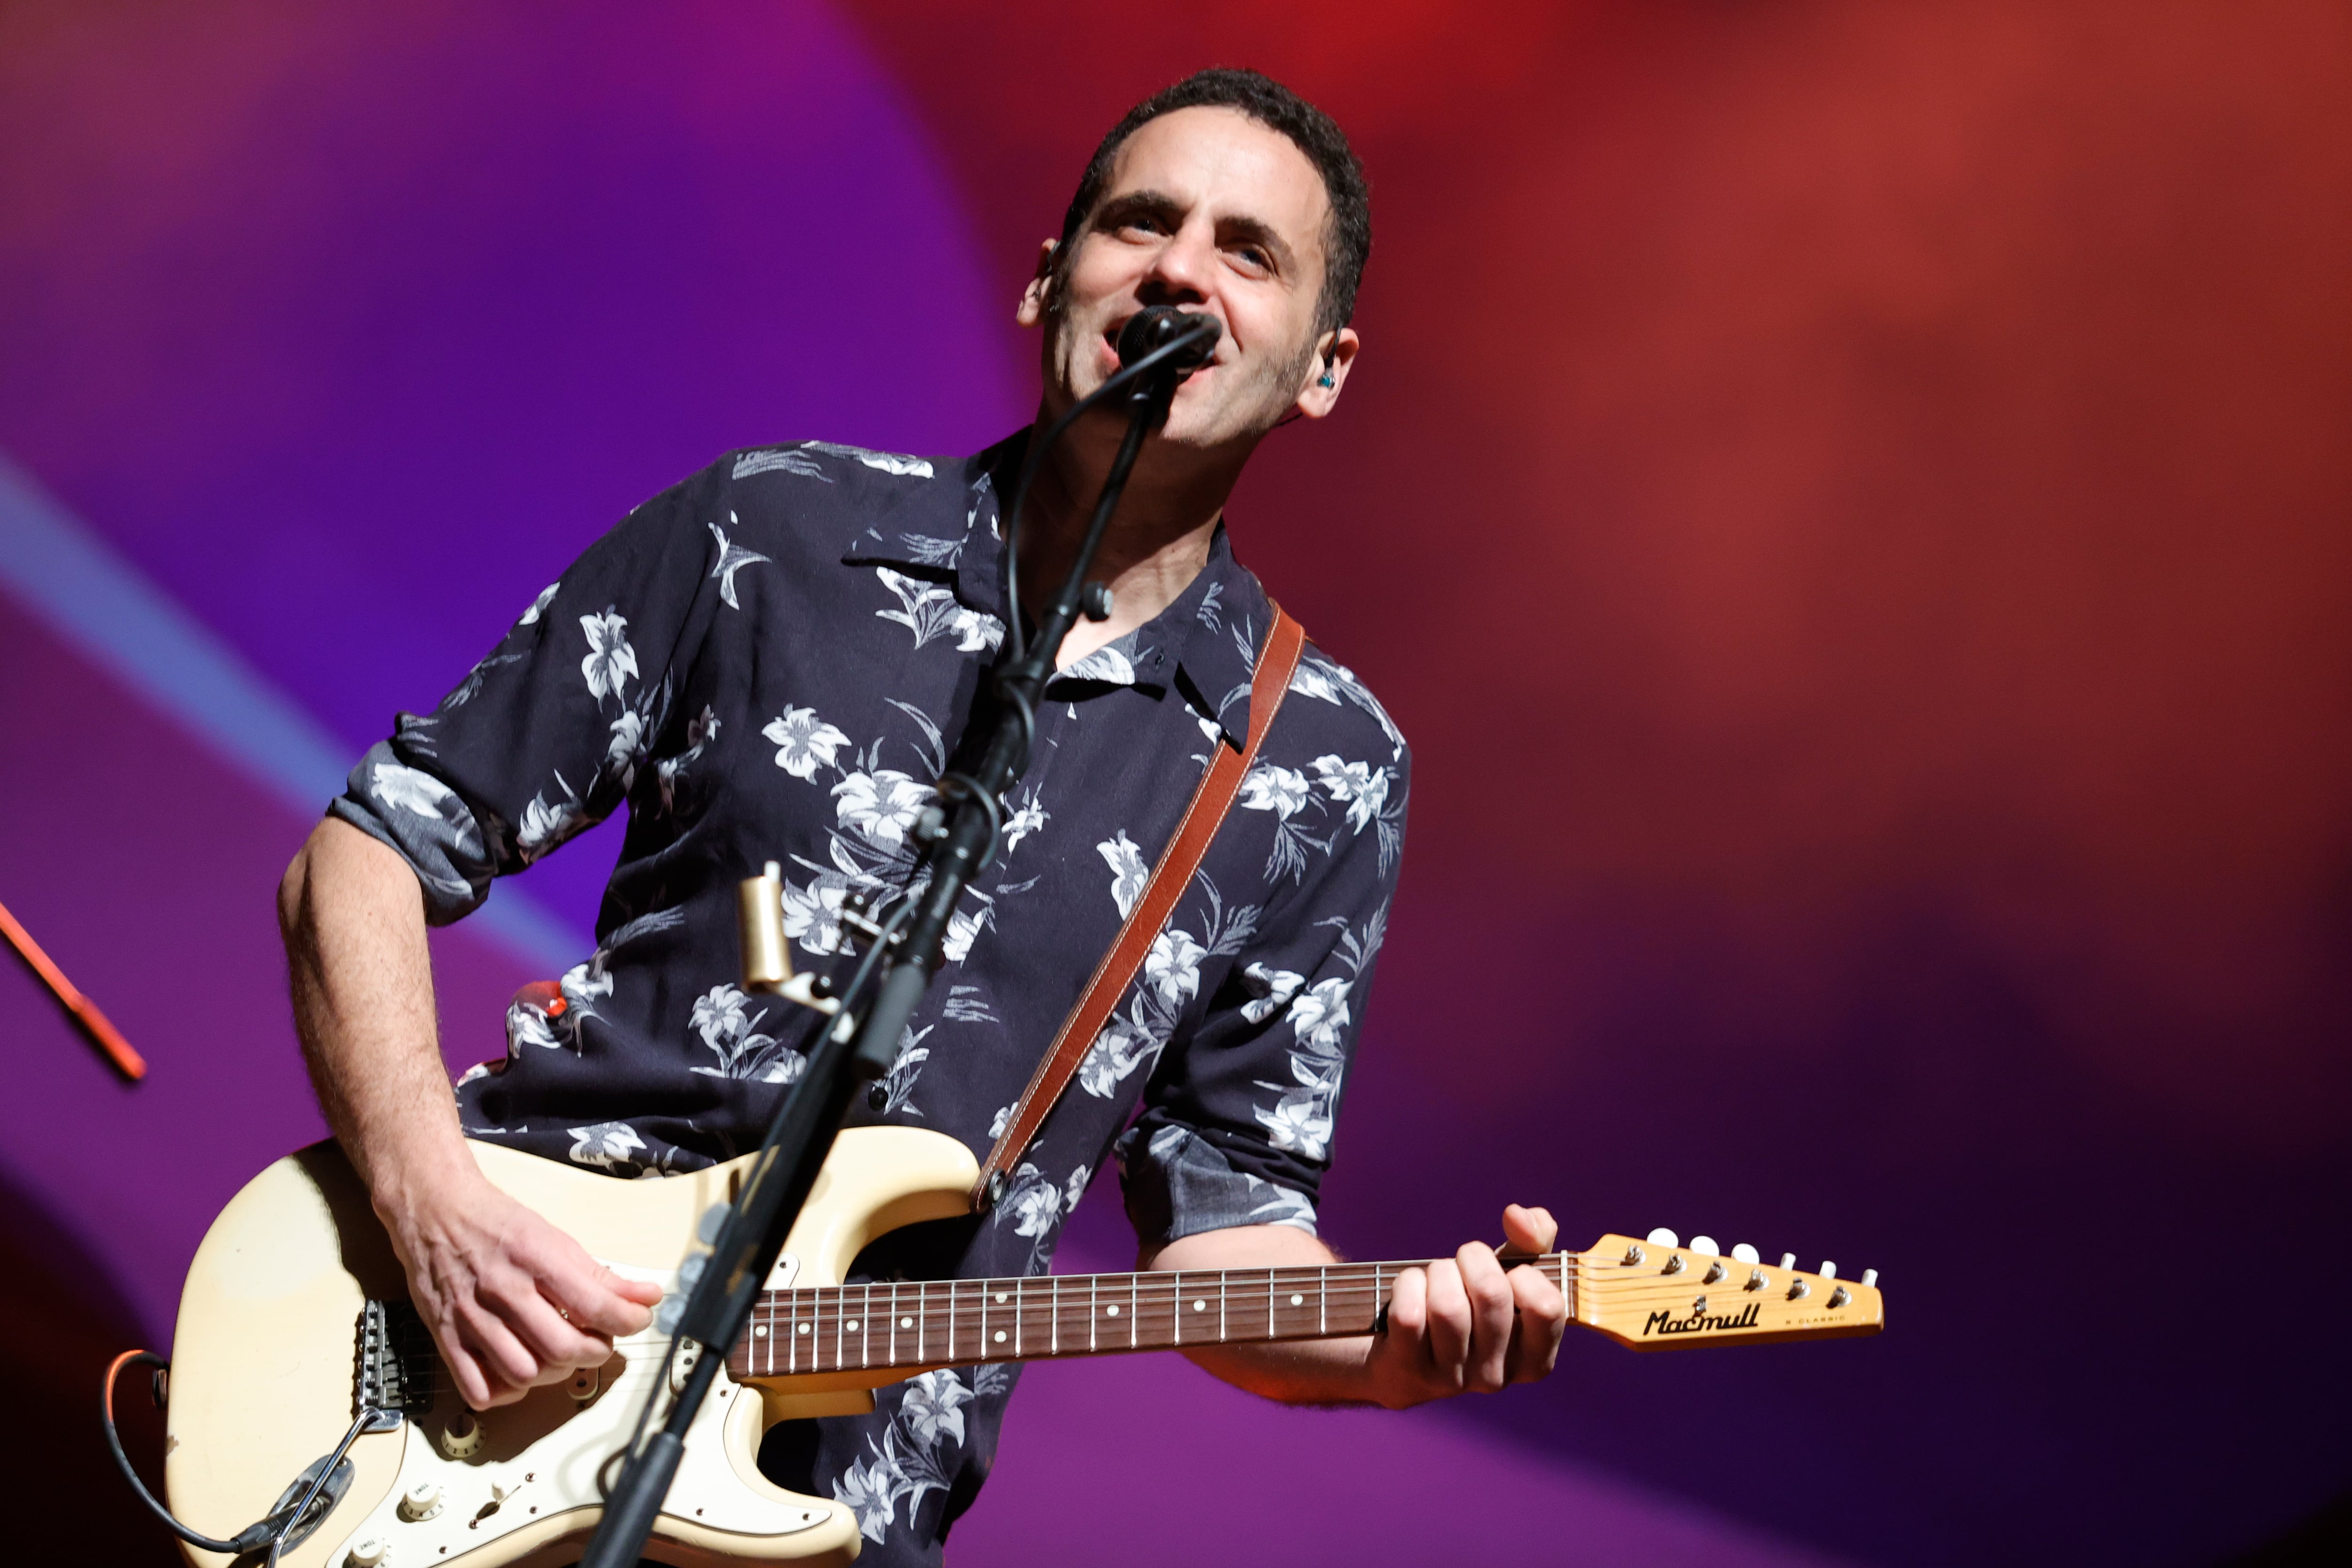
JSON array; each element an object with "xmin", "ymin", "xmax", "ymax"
[
  {"xmin": 717, "ymin": 1277, "xmax": 1835, "ymax": 1375},
  {"xmin": 388, "ymin": 1263, "xmax": 1852, "ymax": 1388}
]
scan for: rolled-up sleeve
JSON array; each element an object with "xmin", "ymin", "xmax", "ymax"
[{"xmin": 1119, "ymin": 739, "xmax": 1408, "ymax": 1248}]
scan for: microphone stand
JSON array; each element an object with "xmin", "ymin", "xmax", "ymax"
[{"xmin": 580, "ymin": 311, "xmax": 1221, "ymax": 1568}]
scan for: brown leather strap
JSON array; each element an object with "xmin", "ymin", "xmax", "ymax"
[{"xmin": 971, "ymin": 605, "xmax": 1308, "ymax": 1211}]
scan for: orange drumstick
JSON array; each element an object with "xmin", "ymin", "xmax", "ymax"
[{"xmin": 0, "ymin": 896, "xmax": 146, "ymax": 1082}]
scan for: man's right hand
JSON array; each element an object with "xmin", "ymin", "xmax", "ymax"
[
  {"xmin": 280, "ymin": 819, "xmax": 666, "ymax": 1409},
  {"xmin": 376, "ymin": 1161, "xmax": 667, "ymax": 1410}
]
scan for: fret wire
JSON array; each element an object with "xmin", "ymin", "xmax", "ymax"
[{"xmin": 735, "ymin": 1254, "xmax": 1582, "ymax": 1377}]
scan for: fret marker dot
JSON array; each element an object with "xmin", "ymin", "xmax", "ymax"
[
  {"xmin": 1106, "ymin": 1305, "xmax": 1120, "ymax": 1317},
  {"xmin": 1192, "ymin": 1299, "xmax": 1206, "ymax": 1312},
  {"xmin": 847, "ymin": 1321, "xmax": 859, "ymax": 1333},
  {"xmin": 993, "ymin": 1330, "xmax": 1006, "ymax": 1344},
  {"xmin": 754, "ymin": 1325, "xmax": 767, "ymax": 1337},
  {"xmin": 995, "ymin": 1292, "xmax": 1008, "ymax": 1304},
  {"xmin": 900, "ymin": 1317, "xmax": 914, "ymax": 1329},
  {"xmin": 1290, "ymin": 1294, "xmax": 1304, "ymax": 1306},
  {"xmin": 797, "ymin": 1322, "xmax": 810, "ymax": 1335}
]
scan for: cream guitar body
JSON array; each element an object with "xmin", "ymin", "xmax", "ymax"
[
  {"xmin": 163, "ymin": 1128, "xmax": 978, "ymax": 1568},
  {"xmin": 160, "ymin": 1126, "xmax": 1882, "ymax": 1567}
]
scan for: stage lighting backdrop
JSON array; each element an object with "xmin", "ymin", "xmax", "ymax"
[{"xmin": 2, "ymin": 3, "xmax": 2346, "ymax": 1566}]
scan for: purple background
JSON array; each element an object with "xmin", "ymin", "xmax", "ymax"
[{"xmin": 4, "ymin": 2, "xmax": 2348, "ymax": 1564}]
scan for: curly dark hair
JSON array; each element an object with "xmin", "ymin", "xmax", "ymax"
[{"xmin": 1052, "ymin": 68, "xmax": 1372, "ymax": 339}]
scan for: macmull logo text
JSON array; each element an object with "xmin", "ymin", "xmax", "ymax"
[{"xmin": 1642, "ymin": 1300, "xmax": 1763, "ymax": 1337}]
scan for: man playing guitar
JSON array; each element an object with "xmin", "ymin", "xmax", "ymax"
[{"xmin": 278, "ymin": 68, "xmax": 1566, "ymax": 1560}]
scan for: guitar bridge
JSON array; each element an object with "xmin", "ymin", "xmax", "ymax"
[{"xmin": 358, "ymin": 1299, "xmax": 437, "ymax": 1418}]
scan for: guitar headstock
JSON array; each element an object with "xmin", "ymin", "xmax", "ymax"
[{"xmin": 1576, "ymin": 1231, "xmax": 1884, "ymax": 1350}]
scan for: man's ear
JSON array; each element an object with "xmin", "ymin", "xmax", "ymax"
[
  {"xmin": 1293, "ymin": 326, "xmax": 1362, "ymax": 420},
  {"xmin": 1016, "ymin": 239, "xmax": 1058, "ymax": 328}
]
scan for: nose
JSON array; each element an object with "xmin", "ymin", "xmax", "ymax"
[{"xmin": 1136, "ymin": 216, "xmax": 1215, "ymax": 307}]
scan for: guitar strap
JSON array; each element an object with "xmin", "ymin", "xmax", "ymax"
[{"xmin": 970, "ymin": 604, "xmax": 1307, "ymax": 1212}]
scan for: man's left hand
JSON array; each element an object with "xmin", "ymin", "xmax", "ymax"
[{"xmin": 1365, "ymin": 1203, "xmax": 1567, "ymax": 1409}]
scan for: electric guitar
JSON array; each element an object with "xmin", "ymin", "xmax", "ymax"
[{"xmin": 159, "ymin": 1128, "xmax": 1883, "ymax": 1566}]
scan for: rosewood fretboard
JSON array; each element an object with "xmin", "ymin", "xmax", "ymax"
[{"xmin": 724, "ymin": 1255, "xmax": 1577, "ymax": 1379}]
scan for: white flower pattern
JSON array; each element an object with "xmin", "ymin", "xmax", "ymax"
[
  {"xmin": 763, "ymin": 705, "xmax": 851, "ymax": 780},
  {"xmin": 834, "ymin": 769, "xmax": 934, "ymax": 850},
  {"xmin": 578, "ymin": 610, "xmax": 637, "ymax": 703},
  {"xmin": 1097, "ymin": 831, "xmax": 1148, "ymax": 918},
  {"xmin": 706, "ymin": 514, "xmax": 771, "ymax": 609}
]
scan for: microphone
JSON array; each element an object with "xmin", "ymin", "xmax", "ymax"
[{"xmin": 1116, "ymin": 306, "xmax": 1222, "ymax": 376}]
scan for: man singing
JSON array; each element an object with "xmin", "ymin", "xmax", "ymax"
[{"xmin": 279, "ymin": 67, "xmax": 1565, "ymax": 1561}]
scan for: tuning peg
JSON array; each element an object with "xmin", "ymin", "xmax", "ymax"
[
  {"xmin": 1861, "ymin": 1268, "xmax": 1878, "ymax": 1288},
  {"xmin": 1779, "ymin": 1253, "xmax": 1796, "ymax": 1271},
  {"xmin": 1690, "ymin": 1235, "xmax": 1718, "ymax": 1256},
  {"xmin": 1730, "ymin": 1243, "xmax": 1759, "ymax": 1264},
  {"xmin": 1819, "ymin": 1261, "xmax": 1837, "ymax": 1280},
  {"xmin": 1646, "ymin": 1227, "xmax": 1678, "ymax": 1248}
]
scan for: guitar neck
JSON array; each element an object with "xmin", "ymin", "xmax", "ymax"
[{"xmin": 724, "ymin": 1254, "xmax": 1578, "ymax": 1380}]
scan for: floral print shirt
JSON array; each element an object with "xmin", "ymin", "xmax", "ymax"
[{"xmin": 331, "ymin": 435, "xmax": 1408, "ymax": 1561}]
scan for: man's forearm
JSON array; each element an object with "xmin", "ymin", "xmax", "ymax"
[
  {"xmin": 278, "ymin": 817, "xmax": 666, "ymax": 1409},
  {"xmin": 278, "ymin": 817, "xmax": 470, "ymax": 1202},
  {"xmin": 1142, "ymin": 1225, "xmax": 1386, "ymax": 1407},
  {"xmin": 1144, "ymin": 1206, "xmax": 1570, "ymax": 1410}
]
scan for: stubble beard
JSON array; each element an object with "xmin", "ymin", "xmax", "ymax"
[{"xmin": 1046, "ymin": 297, "xmax": 1318, "ymax": 451}]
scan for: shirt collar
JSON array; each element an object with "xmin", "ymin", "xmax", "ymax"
[
  {"xmin": 836, "ymin": 430, "xmax": 1274, "ymax": 750},
  {"xmin": 836, "ymin": 442, "xmax": 1009, "ymax": 616}
]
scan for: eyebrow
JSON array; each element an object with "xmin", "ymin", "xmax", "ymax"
[{"xmin": 1094, "ymin": 188, "xmax": 1299, "ymax": 277}]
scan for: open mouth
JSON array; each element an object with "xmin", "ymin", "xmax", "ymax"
[{"xmin": 1103, "ymin": 316, "xmax": 1219, "ymax": 374}]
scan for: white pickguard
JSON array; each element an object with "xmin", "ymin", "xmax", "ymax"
[{"xmin": 325, "ymin": 1258, "xmax": 840, "ymax": 1565}]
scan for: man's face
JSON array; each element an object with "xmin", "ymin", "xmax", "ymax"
[{"xmin": 1023, "ymin": 106, "xmax": 1349, "ymax": 447}]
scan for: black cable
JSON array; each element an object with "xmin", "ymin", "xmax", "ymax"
[
  {"xmin": 103, "ymin": 1350, "xmax": 278, "ymax": 1557},
  {"xmin": 933, "ymin": 772, "xmax": 1004, "ymax": 870},
  {"xmin": 1001, "ymin": 315, "xmax": 1222, "ymax": 663}
]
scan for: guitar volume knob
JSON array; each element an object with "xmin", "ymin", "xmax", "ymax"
[{"xmin": 440, "ymin": 1412, "xmax": 485, "ymax": 1458}]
